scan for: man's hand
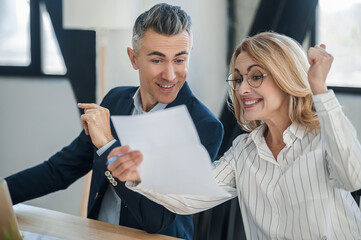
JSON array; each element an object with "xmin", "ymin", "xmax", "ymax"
[
  {"xmin": 307, "ymin": 44, "xmax": 333, "ymax": 95},
  {"xmin": 107, "ymin": 145, "xmax": 142, "ymax": 182},
  {"xmin": 78, "ymin": 103, "xmax": 114, "ymax": 149}
]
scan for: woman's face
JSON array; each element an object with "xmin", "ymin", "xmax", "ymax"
[{"xmin": 235, "ymin": 52, "xmax": 290, "ymax": 124}]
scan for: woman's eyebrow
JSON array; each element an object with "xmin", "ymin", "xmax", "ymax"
[
  {"xmin": 247, "ymin": 64, "xmax": 262, "ymax": 72},
  {"xmin": 234, "ymin": 64, "xmax": 262, "ymax": 74}
]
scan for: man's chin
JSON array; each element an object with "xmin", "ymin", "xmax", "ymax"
[{"xmin": 158, "ymin": 95, "xmax": 177, "ymax": 105}]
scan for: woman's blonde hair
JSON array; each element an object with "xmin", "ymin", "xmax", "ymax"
[{"xmin": 228, "ymin": 32, "xmax": 320, "ymax": 132}]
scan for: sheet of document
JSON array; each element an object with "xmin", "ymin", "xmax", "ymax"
[{"xmin": 111, "ymin": 105, "xmax": 230, "ymax": 197}]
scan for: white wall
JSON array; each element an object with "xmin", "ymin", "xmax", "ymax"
[{"xmin": 0, "ymin": 77, "xmax": 84, "ymax": 215}]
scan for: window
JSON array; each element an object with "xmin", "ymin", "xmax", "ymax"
[
  {"xmin": 40, "ymin": 2, "xmax": 66, "ymax": 75},
  {"xmin": 0, "ymin": 0, "xmax": 31, "ymax": 66},
  {"xmin": 318, "ymin": 0, "xmax": 361, "ymax": 88},
  {"xmin": 0, "ymin": 0, "xmax": 66, "ymax": 75}
]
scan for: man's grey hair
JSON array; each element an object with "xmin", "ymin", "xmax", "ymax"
[{"xmin": 132, "ymin": 3, "xmax": 193, "ymax": 51}]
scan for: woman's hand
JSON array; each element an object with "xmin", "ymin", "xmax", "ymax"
[
  {"xmin": 107, "ymin": 145, "xmax": 142, "ymax": 183},
  {"xmin": 307, "ymin": 44, "xmax": 334, "ymax": 95}
]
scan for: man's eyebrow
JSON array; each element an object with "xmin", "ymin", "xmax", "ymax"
[
  {"xmin": 147, "ymin": 51, "xmax": 166, "ymax": 57},
  {"xmin": 147, "ymin": 51, "xmax": 189, "ymax": 57},
  {"xmin": 175, "ymin": 51, "xmax": 189, "ymax": 57}
]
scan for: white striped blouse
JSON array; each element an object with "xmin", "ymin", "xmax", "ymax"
[{"xmin": 128, "ymin": 90, "xmax": 361, "ymax": 239}]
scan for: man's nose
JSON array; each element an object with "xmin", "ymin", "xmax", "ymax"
[{"xmin": 162, "ymin": 63, "xmax": 176, "ymax": 81}]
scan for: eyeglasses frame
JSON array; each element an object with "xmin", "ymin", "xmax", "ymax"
[{"xmin": 226, "ymin": 71, "xmax": 271, "ymax": 90}]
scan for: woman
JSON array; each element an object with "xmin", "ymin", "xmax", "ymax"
[{"xmin": 108, "ymin": 32, "xmax": 361, "ymax": 239}]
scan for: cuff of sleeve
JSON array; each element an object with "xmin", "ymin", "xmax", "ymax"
[
  {"xmin": 96, "ymin": 139, "xmax": 117, "ymax": 156},
  {"xmin": 125, "ymin": 181, "xmax": 141, "ymax": 190},
  {"xmin": 312, "ymin": 89, "xmax": 340, "ymax": 113}
]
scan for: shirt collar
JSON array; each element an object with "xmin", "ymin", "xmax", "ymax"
[
  {"xmin": 248, "ymin": 124, "xmax": 275, "ymax": 163},
  {"xmin": 132, "ymin": 88, "xmax": 167, "ymax": 115},
  {"xmin": 247, "ymin": 122, "xmax": 307, "ymax": 147},
  {"xmin": 283, "ymin": 123, "xmax": 307, "ymax": 147},
  {"xmin": 248, "ymin": 124, "xmax": 267, "ymax": 146}
]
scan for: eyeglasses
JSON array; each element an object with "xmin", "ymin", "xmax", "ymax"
[{"xmin": 226, "ymin": 69, "xmax": 270, "ymax": 90}]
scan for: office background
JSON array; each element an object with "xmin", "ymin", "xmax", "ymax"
[{"xmin": 1, "ymin": 0, "xmax": 360, "ymax": 239}]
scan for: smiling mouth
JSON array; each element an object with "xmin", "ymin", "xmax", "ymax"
[
  {"xmin": 158, "ymin": 84, "xmax": 174, "ymax": 88},
  {"xmin": 244, "ymin": 99, "xmax": 262, "ymax": 106},
  {"xmin": 156, "ymin": 83, "xmax": 176, "ymax": 89}
]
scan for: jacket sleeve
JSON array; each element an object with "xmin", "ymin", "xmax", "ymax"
[
  {"xmin": 6, "ymin": 130, "xmax": 94, "ymax": 204},
  {"xmin": 5, "ymin": 89, "xmax": 124, "ymax": 205}
]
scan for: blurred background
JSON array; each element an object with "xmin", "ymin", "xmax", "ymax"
[{"xmin": 0, "ymin": 0, "xmax": 360, "ymax": 239}]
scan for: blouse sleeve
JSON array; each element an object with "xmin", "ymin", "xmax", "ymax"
[
  {"xmin": 125, "ymin": 142, "xmax": 240, "ymax": 215},
  {"xmin": 313, "ymin": 90, "xmax": 361, "ymax": 191}
]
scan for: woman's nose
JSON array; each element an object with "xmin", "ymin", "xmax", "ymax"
[{"xmin": 237, "ymin": 78, "xmax": 251, "ymax": 95}]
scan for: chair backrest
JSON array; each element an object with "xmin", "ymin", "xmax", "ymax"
[{"xmin": 79, "ymin": 171, "xmax": 93, "ymax": 217}]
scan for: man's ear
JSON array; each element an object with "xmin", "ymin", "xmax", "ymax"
[{"xmin": 127, "ymin": 47, "xmax": 139, "ymax": 70}]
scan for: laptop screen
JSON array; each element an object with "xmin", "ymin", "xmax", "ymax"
[{"xmin": 0, "ymin": 179, "xmax": 22, "ymax": 240}]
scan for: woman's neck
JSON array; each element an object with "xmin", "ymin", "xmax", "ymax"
[{"xmin": 264, "ymin": 118, "xmax": 291, "ymax": 160}]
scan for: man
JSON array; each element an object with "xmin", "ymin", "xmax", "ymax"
[{"xmin": 5, "ymin": 3, "xmax": 223, "ymax": 239}]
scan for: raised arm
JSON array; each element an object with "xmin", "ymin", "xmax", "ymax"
[{"xmin": 308, "ymin": 44, "xmax": 361, "ymax": 191}]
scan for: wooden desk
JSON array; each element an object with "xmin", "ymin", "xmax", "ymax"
[{"xmin": 14, "ymin": 204, "xmax": 182, "ymax": 240}]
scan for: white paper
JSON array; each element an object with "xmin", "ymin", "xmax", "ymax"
[{"xmin": 111, "ymin": 105, "xmax": 230, "ymax": 197}]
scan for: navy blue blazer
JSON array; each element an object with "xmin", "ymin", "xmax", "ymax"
[{"xmin": 6, "ymin": 82, "xmax": 224, "ymax": 240}]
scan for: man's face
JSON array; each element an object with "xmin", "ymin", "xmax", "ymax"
[{"xmin": 127, "ymin": 29, "xmax": 193, "ymax": 112}]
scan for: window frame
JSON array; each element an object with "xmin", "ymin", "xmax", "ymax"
[{"xmin": 0, "ymin": 0, "xmax": 65, "ymax": 78}]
